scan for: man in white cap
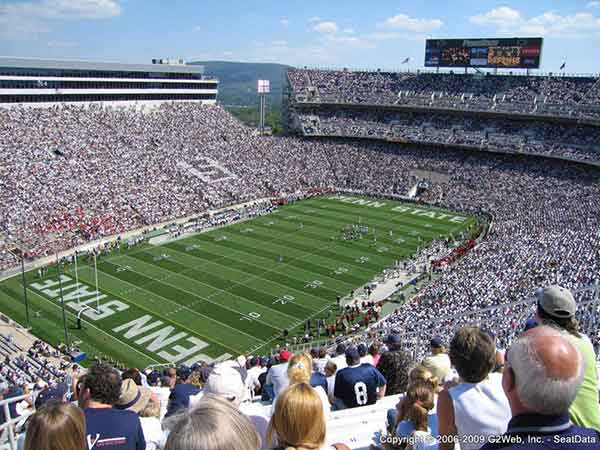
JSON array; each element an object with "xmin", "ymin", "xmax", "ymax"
[{"xmin": 535, "ymin": 285, "xmax": 600, "ymax": 431}]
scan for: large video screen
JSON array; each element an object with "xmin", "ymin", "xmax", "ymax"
[{"xmin": 425, "ymin": 38, "xmax": 543, "ymax": 69}]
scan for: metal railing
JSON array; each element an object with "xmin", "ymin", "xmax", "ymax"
[{"xmin": 0, "ymin": 393, "xmax": 35, "ymax": 450}]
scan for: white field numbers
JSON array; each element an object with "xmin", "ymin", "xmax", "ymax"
[
  {"xmin": 240, "ymin": 312, "xmax": 261, "ymax": 321},
  {"xmin": 274, "ymin": 294, "xmax": 295, "ymax": 305},
  {"xmin": 354, "ymin": 381, "xmax": 368, "ymax": 405}
]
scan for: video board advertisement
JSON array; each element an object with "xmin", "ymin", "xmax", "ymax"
[{"xmin": 425, "ymin": 38, "xmax": 543, "ymax": 69}]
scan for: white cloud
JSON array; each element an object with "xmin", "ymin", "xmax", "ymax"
[
  {"xmin": 0, "ymin": 0, "xmax": 121, "ymax": 20},
  {"xmin": 382, "ymin": 13, "xmax": 443, "ymax": 32},
  {"xmin": 0, "ymin": 0, "xmax": 121, "ymax": 39},
  {"xmin": 470, "ymin": 7, "xmax": 600, "ymax": 38},
  {"xmin": 312, "ymin": 21, "xmax": 338, "ymax": 34},
  {"xmin": 280, "ymin": 17, "xmax": 289, "ymax": 28},
  {"xmin": 470, "ymin": 6, "xmax": 522, "ymax": 28}
]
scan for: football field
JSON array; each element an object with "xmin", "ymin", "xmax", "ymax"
[{"xmin": 0, "ymin": 195, "xmax": 476, "ymax": 368}]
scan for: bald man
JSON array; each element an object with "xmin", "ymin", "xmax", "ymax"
[{"xmin": 479, "ymin": 325, "xmax": 600, "ymax": 450}]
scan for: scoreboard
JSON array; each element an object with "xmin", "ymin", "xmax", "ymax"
[{"xmin": 425, "ymin": 38, "xmax": 543, "ymax": 69}]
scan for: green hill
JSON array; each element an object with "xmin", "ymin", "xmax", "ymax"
[{"xmin": 189, "ymin": 61, "xmax": 290, "ymax": 107}]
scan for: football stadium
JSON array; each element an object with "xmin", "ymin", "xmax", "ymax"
[{"xmin": 0, "ymin": 3, "xmax": 599, "ymax": 450}]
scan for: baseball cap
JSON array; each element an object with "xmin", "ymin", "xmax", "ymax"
[
  {"xmin": 35, "ymin": 385, "xmax": 68, "ymax": 409},
  {"xmin": 385, "ymin": 334, "xmax": 401, "ymax": 344},
  {"xmin": 524, "ymin": 318, "xmax": 538, "ymax": 331},
  {"xmin": 146, "ymin": 370, "xmax": 160, "ymax": 386},
  {"xmin": 335, "ymin": 343, "xmax": 346, "ymax": 355},
  {"xmin": 536, "ymin": 285, "xmax": 576, "ymax": 319},
  {"xmin": 430, "ymin": 337, "xmax": 444, "ymax": 348},
  {"xmin": 203, "ymin": 364, "xmax": 245, "ymax": 406},
  {"xmin": 357, "ymin": 343, "xmax": 368, "ymax": 356},
  {"xmin": 279, "ymin": 350, "xmax": 292, "ymax": 361},
  {"xmin": 177, "ymin": 365, "xmax": 192, "ymax": 381},
  {"xmin": 261, "ymin": 357, "xmax": 270, "ymax": 365},
  {"xmin": 345, "ymin": 347, "xmax": 360, "ymax": 362}
]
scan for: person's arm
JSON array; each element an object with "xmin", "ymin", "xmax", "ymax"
[
  {"xmin": 374, "ymin": 367, "xmax": 387, "ymax": 400},
  {"xmin": 437, "ymin": 388, "xmax": 457, "ymax": 450}
]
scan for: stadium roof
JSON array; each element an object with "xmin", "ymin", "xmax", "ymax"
[{"xmin": 0, "ymin": 57, "xmax": 203, "ymax": 74}]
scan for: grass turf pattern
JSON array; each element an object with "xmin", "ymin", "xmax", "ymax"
[{"xmin": 0, "ymin": 196, "xmax": 475, "ymax": 368}]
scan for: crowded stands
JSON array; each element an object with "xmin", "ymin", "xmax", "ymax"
[
  {"xmin": 0, "ymin": 68, "xmax": 599, "ymax": 449},
  {"xmin": 287, "ymin": 69, "xmax": 600, "ymax": 119}
]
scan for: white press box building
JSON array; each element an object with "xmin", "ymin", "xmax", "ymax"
[{"xmin": 0, "ymin": 57, "xmax": 218, "ymax": 107}]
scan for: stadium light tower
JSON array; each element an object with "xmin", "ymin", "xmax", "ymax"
[{"xmin": 257, "ymin": 80, "xmax": 270, "ymax": 135}]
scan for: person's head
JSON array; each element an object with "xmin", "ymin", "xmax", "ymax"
[
  {"xmin": 267, "ymin": 383, "xmax": 326, "ymax": 450},
  {"xmin": 368, "ymin": 343, "xmax": 380, "ymax": 357},
  {"xmin": 121, "ymin": 368, "xmax": 142, "ymax": 386},
  {"xmin": 357, "ymin": 343, "xmax": 368, "ymax": 357},
  {"xmin": 345, "ymin": 347, "xmax": 360, "ymax": 366},
  {"xmin": 187, "ymin": 371, "xmax": 204, "ymax": 389},
  {"xmin": 318, "ymin": 348, "xmax": 327, "ymax": 359},
  {"xmin": 398, "ymin": 381, "xmax": 435, "ymax": 432},
  {"xmin": 429, "ymin": 337, "xmax": 445, "ymax": 354},
  {"xmin": 116, "ymin": 379, "xmax": 153, "ymax": 415},
  {"xmin": 310, "ymin": 348, "xmax": 318, "ymax": 359},
  {"xmin": 324, "ymin": 361, "xmax": 337, "ymax": 378},
  {"xmin": 24, "ymin": 401, "xmax": 85, "ymax": 450},
  {"xmin": 287, "ymin": 353, "xmax": 313, "ymax": 385},
  {"xmin": 203, "ymin": 363, "xmax": 246, "ymax": 407},
  {"xmin": 449, "ymin": 327, "xmax": 495, "ymax": 383},
  {"xmin": 165, "ymin": 396, "xmax": 260, "ymax": 450},
  {"xmin": 84, "ymin": 363, "xmax": 121, "ymax": 406},
  {"xmin": 385, "ymin": 334, "xmax": 402, "ymax": 350},
  {"xmin": 335, "ymin": 343, "xmax": 346, "ymax": 356},
  {"xmin": 503, "ymin": 325, "xmax": 584, "ymax": 416},
  {"xmin": 279, "ymin": 350, "xmax": 292, "ymax": 363},
  {"xmin": 409, "ymin": 365, "xmax": 440, "ymax": 393},
  {"xmin": 139, "ymin": 395, "xmax": 161, "ymax": 418},
  {"xmin": 535, "ymin": 286, "xmax": 580, "ymax": 337}
]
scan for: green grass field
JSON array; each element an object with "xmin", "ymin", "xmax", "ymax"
[{"xmin": 0, "ymin": 195, "xmax": 476, "ymax": 368}]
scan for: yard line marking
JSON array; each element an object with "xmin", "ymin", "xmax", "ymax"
[
  {"xmin": 114, "ymin": 253, "xmax": 302, "ymax": 323},
  {"xmin": 77, "ymin": 265, "xmax": 265, "ymax": 350},
  {"xmin": 154, "ymin": 246, "xmax": 337, "ymax": 307},
  {"xmin": 166, "ymin": 241, "xmax": 356, "ymax": 291}
]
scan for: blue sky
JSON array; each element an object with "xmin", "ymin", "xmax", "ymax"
[{"xmin": 0, "ymin": 0, "xmax": 599, "ymax": 73}]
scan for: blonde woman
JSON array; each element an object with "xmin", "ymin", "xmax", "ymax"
[
  {"xmin": 388, "ymin": 365, "xmax": 440, "ymax": 436},
  {"xmin": 283, "ymin": 353, "xmax": 331, "ymax": 416},
  {"xmin": 268, "ymin": 383, "xmax": 349, "ymax": 450},
  {"xmin": 165, "ymin": 395, "xmax": 260, "ymax": 450}
]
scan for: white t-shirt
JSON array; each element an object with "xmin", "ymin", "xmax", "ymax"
[
  {"xmin": 140, "ymin": 416, "xmax": 166, "ymax": 450},
  {"xmin": 360, "ymin": 354, "xmax": 375, "ymax": 366},
  {"xmin": 272, "ymin": 385, "xmax": 331, "ymax": 417}
]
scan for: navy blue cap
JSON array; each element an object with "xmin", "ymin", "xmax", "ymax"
[
  {"xmin": 357, "ymin": 343, "xmax": 368, "ymax": 356},
  {"xmin": 385, "ymin": 334, "xmax": 401, "ymax": 344},
  {"xmin": 35, "ymin": 385, "xmax": 67, "ymax": 408},
  {"xmin": 430, "ymin": 337, "xmax": 444, "ymax": 348},
  {"xmin": 524, "ymin": 318, "xmax": 538, "ymax": 331},
  {"xmin": 336, "ymin": 343, "xmax": 346, "ymax": 354},
  {"xmin": 177, "ymin": 365, "xmax": 191, "ymax": 380},
  {"xmin": 147, "ymin": 371, "xmax": 160, "ymax": 386},
  {"xmin": 345, "ymin": 347, "xmax": 360, "ymax": 361}
]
